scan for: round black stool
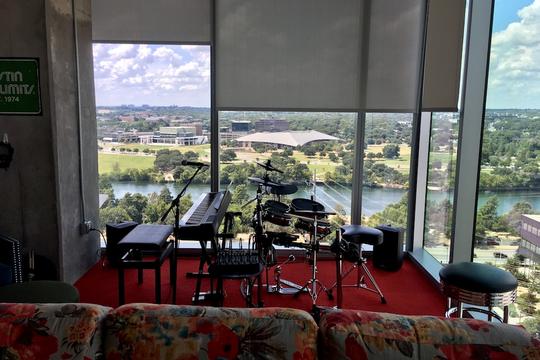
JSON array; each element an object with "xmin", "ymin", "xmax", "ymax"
[
  {"xmin": 329, "ymin": 225, "xmax": 385, "ymax": 308},
  {"xmin": 439, "ymin": 262, "xmax": 518, "ymax": 323}
]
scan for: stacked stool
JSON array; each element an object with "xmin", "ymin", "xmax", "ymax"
[{"xmin": 439, "ymin": 262, "xmax": 518, "ymax": 323}]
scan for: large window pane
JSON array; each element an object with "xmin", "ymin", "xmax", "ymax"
[
  {"xmin": 362, "ymin": 113, "xmax": 412, "ymax": 236},
  {"xmin": 219, "ymin": 111, "xmax": 355, "ymax": 244},
  {"xmin": 474, "ymin": 0, "xmax": 540, "ymax": 333},
  {"xmin": 424, "ymin": 113, "xmax": 459, "ymax": 264},
  {"xmin": 93, "ymin": 44, "xmax": 211, "ymax": 233}
]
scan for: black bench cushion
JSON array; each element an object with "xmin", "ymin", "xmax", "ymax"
[
  {"xmin": 118, "ymin": 224, "xmax": 173, "ymax": 250},
  {"xmin": 439, "ymin": 262, "xmax": 518, "ymax": 294},
  {"xmin": 340, "ymin": 225, "xmax": 383, "ymax": 246}
]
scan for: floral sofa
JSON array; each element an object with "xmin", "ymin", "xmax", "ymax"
[{"xmin": 1, "ymin": 303, "xmax": 539, "ymax": 360}]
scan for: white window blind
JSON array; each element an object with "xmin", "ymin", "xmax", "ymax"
[
  {"xmin": 92, "ymin": 0, "xmax": 211, "ymax": 43},
  {"xmin": 216, "ymin": 0, "xmax": 430, "ymax": 112},
  {"xmin": 364, "ymin": 0, "xmax": 425, "ymax": 112},
  {"xmin": 216, "ymin": 0, "xmax": 365, "ymax": 111},
  {"xmin": 422, "ymin": 0, "xmax": 466, "ymax": 112}
]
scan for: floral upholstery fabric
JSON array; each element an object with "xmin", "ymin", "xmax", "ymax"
[
  {"xmin": 318, "ymin": 308, "xmax": 540, "ymax": 360},
  {"xmin": 104, "ymin": 303, "xmax": 318, "ymax": 360},
  {"xmin": 0, "ymin": 303, "xmax": 111, "ymax": 360}
]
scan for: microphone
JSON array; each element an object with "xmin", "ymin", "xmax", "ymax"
[{"xmin": 181, "ymin": 160, "xmax": 209, "ymax": 167}]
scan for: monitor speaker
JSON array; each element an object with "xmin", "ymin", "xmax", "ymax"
[
  {"xmin": 373, "ymin": 225, "xmax": 404, "ymax": 271},
  {"xmin": 105, "ymin": 221, "xmax": 138, "ymax": 266}
]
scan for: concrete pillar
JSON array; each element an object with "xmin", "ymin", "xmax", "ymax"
[{"xmin": 0, "ymin": 0, "xmax": 99, "ymax": 283}]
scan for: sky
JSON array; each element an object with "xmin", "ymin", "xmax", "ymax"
[
  {"xmin": 93, "ymin": 44, "xmax": 210, "ymax": 107},
  {"xmin": 486, "ymin": 0, "xmax": 540, "ymax": 108},
  {"xmin": 93, "ymin": 0, "xmax": 540, "ymax": 109}
]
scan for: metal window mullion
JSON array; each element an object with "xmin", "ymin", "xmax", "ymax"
[
  {"xmin": 450, "ymin": 0, "xmax": 494, "ymax": 263},
  {"xmin": 351, "ymin": 112, "xmax": 365, "ymax": 224},
  {"xmin": 412, "ymin": 112, "xmax": 432, "ymax": 252},
  {"xmin": 210, "ymin": 0, "xmax": 219, "ymax": 192}
]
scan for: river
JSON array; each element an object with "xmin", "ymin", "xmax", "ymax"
[{"xmin": 110, "ymin": 181, "xmax": 540, "ymax": 216}]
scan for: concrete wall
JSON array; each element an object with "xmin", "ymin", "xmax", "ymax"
[{"xmin": 0, "ymin": 0, "xmax": 99, "ymax": 283}]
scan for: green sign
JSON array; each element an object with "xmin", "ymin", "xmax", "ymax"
[{"xmin": 0, "ymin": 58, "xmax": 41, "ymax": 115}]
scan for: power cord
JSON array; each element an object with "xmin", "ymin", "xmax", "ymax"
[{"xmin": 89, "ymin": 228, "xmax": 107, "ymax": 267}]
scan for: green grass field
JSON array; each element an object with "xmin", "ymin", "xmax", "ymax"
[
  {"xmin": 98, "ymin": 153, "xmax": 155, "ymax": 174},
  {"xmin": 118, "ymin": 143, "xmax": 211, "ymax": 159},
  {"xmin": 98, "ymin": 143, "xmax": 456, "ymax": 178}
]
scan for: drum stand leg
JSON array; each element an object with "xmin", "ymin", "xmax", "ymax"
[
  {"xmin": 266, "ymin": 255, "xmax": 307, "ymax": 295},
  {"xmin": 293, "ymin": 244, "xmax": 330, "ymax": 306}
]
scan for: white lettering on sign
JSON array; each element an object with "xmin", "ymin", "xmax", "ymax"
[
  {"xmin": 0, "ymin": 71, "xmax": 23, "ymax": 82},
  {"xmin": 0, "ymin": 84, "xmax": 35, "ymax": 95}
]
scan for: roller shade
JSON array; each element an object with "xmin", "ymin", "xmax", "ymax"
[
  {"xmin": 364, "ymin": 0, "xmax": 425, "ymax": 112},
  {"xmin": 92, "ymin": 0, "xmax": 211, "ymax": 43},
  {"xmin": 216, "ymin": 0, "xmax": 427, "ymax": 112},
  {"xmin": 422, "ymin": 0, "xmax": 466, "ymax": 112},
  {"xmin": 216, "ymin": 0, "xmax": 364, "ymax": 111}
]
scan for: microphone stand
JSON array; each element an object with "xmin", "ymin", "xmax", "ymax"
[{"xmin": 160, "ymin": 164, "xmax": 206, "ymax": 253}]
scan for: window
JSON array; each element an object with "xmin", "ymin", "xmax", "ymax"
[
  {"xmin": 423, "ymin": 113, "xmax": 459, "ymax": 264},
  {"xmin": 93, "ymin": 43, "xmax": 211, "ymax": 231},
  {"xmin": 473, "ymin": 0, "xmax": 540, "ymax": 332},
  {"xmin": 362, "ymin": 113, "xmax": 413, "ymax": 235},
  {"xmin": 218, "ymin": 111, "xmax": 355, "ymax": 244}
]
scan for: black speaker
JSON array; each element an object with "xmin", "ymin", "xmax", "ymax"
[
  {"xmin": 105, "ymin": 221, "xmax": 138, "ymax": 266},
  {"xmin": 373, "ymin": 225, "xmax": 404, "ymax": 271}
]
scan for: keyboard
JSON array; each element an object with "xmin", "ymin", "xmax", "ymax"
[{"xmin": 176, "ymin": 190, "xmax": 231, "ymax": 241}]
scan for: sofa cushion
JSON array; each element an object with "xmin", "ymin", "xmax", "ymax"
[
  {"xmin": 105, "ymin": 303, "xmax": 318, "ymax": 360},
  {"xmin": 0, "ymin": 302, "xmax": 111, "ymax": 360},
  {"xmin": 318, "ymin": 308, "xmax": 540, "ymax": 360}
]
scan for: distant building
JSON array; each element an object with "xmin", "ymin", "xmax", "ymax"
[
  {"xmin": 255, "ymin": 118, "xmax": 288, "ymax": 132},
  {"xmin": 220, "ymin": 132, "xmax": 245, "ymax": 142},
  {"xmin": 231, "ymin": 121, "xmax": 251, "ymax": 132},
  {"xmin": 519, "ymin": 214, "xmax": 540, "ymax": 263},
  {"xmin": 118, "ymin": 115, "xmax": 135, "ymax": 123},
  {"xmin": 101, "ymin": 131, "xmax": 139, "ymax": 143},
  {"xmin": 236, "ymin": 130, "xmax": 339, "ymax": 148},
  {"xmin": 139, "ymin": 126, "xmax": 206, "ymax": 145}
]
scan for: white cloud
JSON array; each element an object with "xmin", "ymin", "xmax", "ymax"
[
  {"xmin": 107, "ymin": 44, "xmax": 136, "ymax": 60},
  {"xmin": 487, "ymin": 0, "xmax": 540, "ymax": 108},
  {"xmin": 93, "ymin": 43, "xmax": 210, "ymax": 106}
]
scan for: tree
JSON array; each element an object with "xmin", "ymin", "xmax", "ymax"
[
  {"xmin": 117, "ymin": 192, "xmax": 148, "ymax": 223},
  {"xmin": 221, "ymin": 149, "xmax": 237, "ymax": 162},
  {"xmin": 328, "ymin": 152, "xmax": 338, "ymax": 162},
  {"xmin": 282, "ymin": 148, "xmax": 293, "ymax": 157},
  {"xmin": 365, "ymin": 195, "xmax": 408, "ymax": 228},
  {"xmin": 159, "ymin": 187, "xmax": 173, "ymax": 203},
  {"xmin": 517, "ymin": 290, "xmax": 539, "ymax": 316},
  {"xmin": 382, "ymin": 144, "xmax": 400, "ymax": 159},
  {"xmin": 475, "ymin": 196, "xmax": 502, "ymax": 235},
  {"xmin": 143, "ymin": 193, "xmax": 170, "ymax": 224},
  {"xmin": 503, "ymin": 201, "xmax": 535, "ymax": 235},
  {"xmin": 99, "ymin": 207, "xmax": 131, "ymax": 227}
]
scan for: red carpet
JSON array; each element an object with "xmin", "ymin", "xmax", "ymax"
[{"xmin": 75, "ymin": 256, "xmax": 445, "ymax": 316}]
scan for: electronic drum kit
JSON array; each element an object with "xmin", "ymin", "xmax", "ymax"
[{"xmin": 243, "ymin": 160, "xmax": 336, "ymax": 306}]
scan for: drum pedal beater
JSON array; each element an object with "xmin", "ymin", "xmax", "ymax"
[{"xmin": 266, "ymin": 254, "xmax": 307, "ymax": 294}]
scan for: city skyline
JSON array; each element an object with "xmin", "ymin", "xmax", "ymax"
[{"xmin": 92, "ymin": 0, "xmax": 540, "ymax": 109}]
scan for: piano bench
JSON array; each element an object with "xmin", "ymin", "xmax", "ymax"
[{"xmin": 117, "ymin": 224, "xmax": 176, "ymax": 305}]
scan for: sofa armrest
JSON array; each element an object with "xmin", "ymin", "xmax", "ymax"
[
  {"xmin": 0, "ymin": 303, "xmax": 111, "ymax": 359},
  {"xmin": 105, "ymin": 303, "xmax": 318, "ymax": 359},
  {"xmin": 318, "ymin": 308, "xmax": 540, "ymax": 359}
]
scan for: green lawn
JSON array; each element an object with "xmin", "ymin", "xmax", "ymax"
[
  {"xmin": 98, "ymin": 153, "xmax": 155, "ymax": 174},
  {"xmin": 120, "ymin": 143, "xmax": 211, "ymax": 159}
]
